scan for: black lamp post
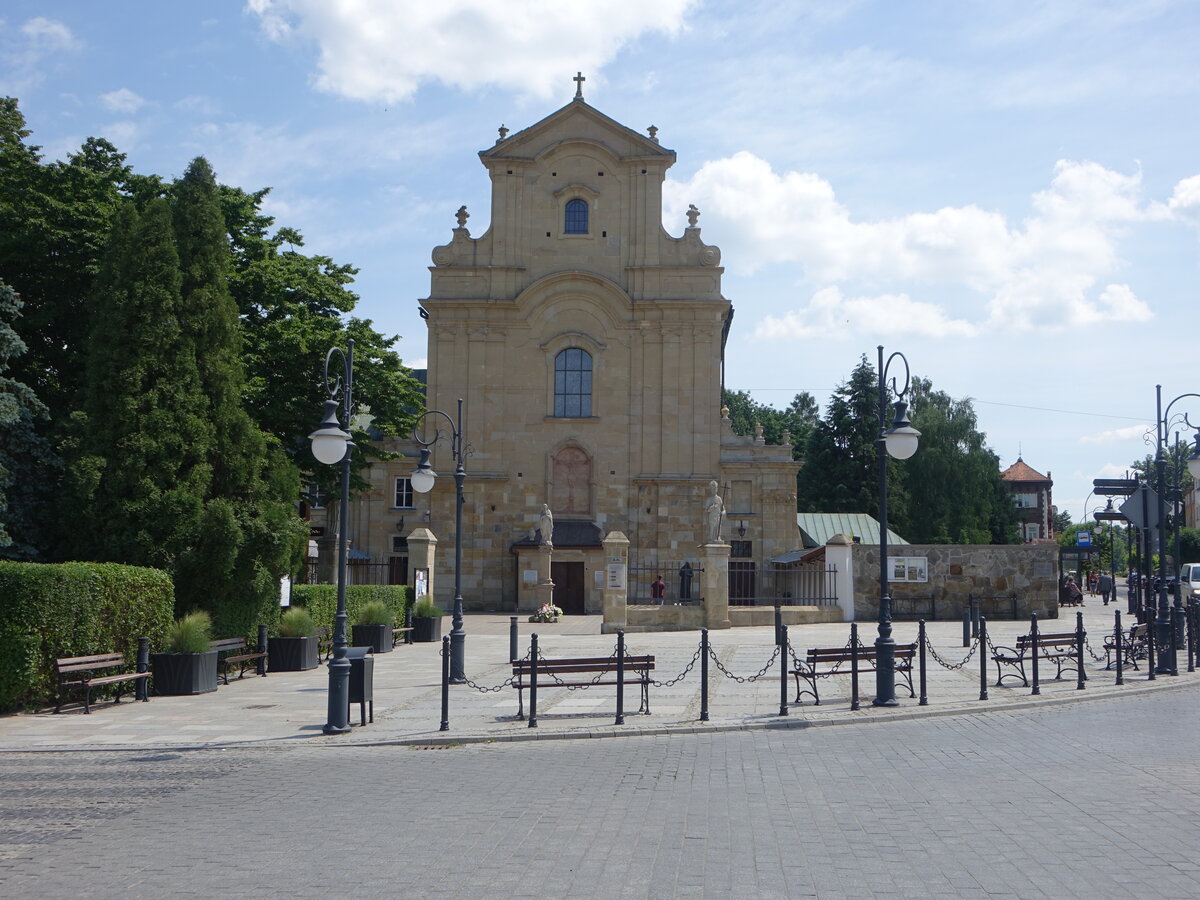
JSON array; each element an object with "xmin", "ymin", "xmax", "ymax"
[
  {"xmin": 1152, "ymin": 387, "xmax": 1200, "ymax": 675},
  {"xmin": 874, "ymin": 345, "xmax": 921, "ymax": 707},
  {"xmin": 1093, "ymin": 498, "xmax": 1124, "ymax": 606},
  {"xmin": 410, "ymin": 399, "xmax": 467, "ymax": 683},
  {"xmin": 308, "ymin": 339, "xmax": 354, "ymax": 735}
]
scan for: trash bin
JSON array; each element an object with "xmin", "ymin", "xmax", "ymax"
[{"xmin": 346, "ymin": 646, "xmax": 374, "ymax": 726}]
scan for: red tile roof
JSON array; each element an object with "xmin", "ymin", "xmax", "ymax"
[{"xmin": 1001, "ymin": 458, "xmax": 1051, "ymax": 483}]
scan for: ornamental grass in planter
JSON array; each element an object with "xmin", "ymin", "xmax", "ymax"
[
  {"xmin": 411, "ymin": 595, "xmax": 444, "ymax": 643},
  {"xmin": 351, "ymin": 600, "xmax": 394, "ymax": 653},
  {"xmin": 269, "ymin": 607, "xmax": 320, "ymax": 672},
  {"xmin": 153, "ymin": 611, "xmax": 219, "ymax": 696}
]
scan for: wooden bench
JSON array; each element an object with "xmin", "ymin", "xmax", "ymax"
[
  {"xmin": 511, "ymin": 655, "xmax": 655, "ymax": 720},
  {"xmin": 1103, "ymin": 622, "xmax": 1148, "ymax": 670},
  {"xmin": 210, "ymin": 637, "xmax": 267, "ymax": 685},
  {"xmin": 391, "ymin": 626, "xmax": 414, "ymax": 648},
  {"xmin": 992, "ymin": 631, "xmax": 1084, "ymax": 686},
  {"xmin": 55, "ymin": 652, "xmax": 150, "ymax": 714},
  {"xmin": 318, "ymin": 626, "xmax": 333, "ymax": 661},
  {"xmin": 790, "ymin": 643, "xmax": 917, "ymax": 705},
  {"xmin": 1060, "ymin": 589, "xmax": 1084, "ymax": 607}
]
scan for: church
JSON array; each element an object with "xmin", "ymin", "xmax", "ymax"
[{"xmin": 345, "ymin": 78, "xmax": 803, "ymax": 615}]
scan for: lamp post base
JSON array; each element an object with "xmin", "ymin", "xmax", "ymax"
[{"xmin": 449, "ymin": 628, "xmax": 466, "ymax": 684}]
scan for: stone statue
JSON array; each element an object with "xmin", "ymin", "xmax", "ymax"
[
  {"xmin": 539, "ymin": 504, "xmax": 554, "ymax": 548},
  {"xmin": 702, "ymin": 480, "xmax": 724, "ymax": 544},
  {"xmin": 679, "ymin": 562, "xmax": 693, "ymax": 600}
]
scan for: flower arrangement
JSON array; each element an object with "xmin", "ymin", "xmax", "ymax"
[{"xmin": 529, "ymin": 603, "xmax": 563, "ymax": 623}]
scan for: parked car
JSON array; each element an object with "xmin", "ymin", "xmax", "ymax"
[{"xmin": 1180, "ymin": 563, "xmax": 1200, "ymax": 600}]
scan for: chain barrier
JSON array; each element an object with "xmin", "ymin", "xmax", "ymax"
[
  {"xmin": 462, "ymin": 647, "xmax": 532, "ymax": 693},
  {"xmin": 533, "ymin": 643, "xmax": 623, "ymax": 691},
  {"xmin": 926, "ymin": 633, "xmax": 981, "ymax": 671},
  {"xmin": 1081, "ymin": 635, "xmax": 1106, "ymax": 663},
  {"xmin": 648, "ymin": 644, "xmax": 702, "ymax": 688},
  {"xmin": 708, "ymin": 644, "xmax": 779, "ymax": 683}
]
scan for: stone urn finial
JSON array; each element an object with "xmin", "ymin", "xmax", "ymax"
[
  {"xmin": 687, "ymin": 204, "xmax": 700, "ymax": 227},
  {"xmin": 455, "ymin": 205, "xmax": 469, "ymax": 228}
]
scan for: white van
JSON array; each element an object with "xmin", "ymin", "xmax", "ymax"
[{"xmin": 1180, "ymin": 563, "xmax": 1200, "ymax": 599}]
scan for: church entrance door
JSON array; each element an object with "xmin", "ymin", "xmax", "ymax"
[{"xmin": 552, "ymin": 562, "xmax": 586, "ymax": 615}]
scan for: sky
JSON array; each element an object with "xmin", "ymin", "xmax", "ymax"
[{"xmin": 3, "ymin": 0, "xmax": 1199, "ymax": 525}]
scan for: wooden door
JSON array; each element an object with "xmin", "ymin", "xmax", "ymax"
[{"xmin": 552, "ymin": 562, "xmax": 586, "ymax": 615}]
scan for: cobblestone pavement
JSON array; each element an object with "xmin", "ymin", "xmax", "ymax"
[{"xmin": 2, "ymin": 689, "xmax": 1198, "ymax": 899}]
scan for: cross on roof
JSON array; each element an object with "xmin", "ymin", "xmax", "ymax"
[{"xmin": 573, "ymin": 72, "xmax": 585, "ymax": 99}]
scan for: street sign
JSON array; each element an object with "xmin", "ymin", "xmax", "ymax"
[
  {"xmin": 1120, "ymin": 486, "xmax": 1160, "ymax": 530},
  {"xmin": 1076, "ymin": 531, "xmax": 1092, "ymax": 547},
  {"xmin": 1093, "ymin": 478, "xmax": 1139, "ymax": 496}
]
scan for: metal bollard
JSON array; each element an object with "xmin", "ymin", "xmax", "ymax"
[
  {"xmin": 257, "ymin": 624, "xmax": 269, "ymax": 677},
  {"xmin": 970, "ymin": 597, "xmax": 980, "ymax": 638},
  {"xmin": 918, "ymin": 619, "xmax": 928, "ymax": 706},
  {"xmin": 962, "ymin": 609, "xmax": 971, "ymax": 647},
  {"xmin": 616, "ymin": 630, "xmax": 625, "ymax": 726},
  {"xmin": 1075, "ymin": 611, "xmax": 1086, "ymax": 690},
  {"xmin": 850, "ymin": 622, "xmax": 860, "ymax": 711},
  {"xmin": 1188, "ymin": 602, "xmax": 1197, "ymax": 673},
  {"xmin": 528, "ymin": 633, "xmax": 539, "ymax": 728},
  {"xmin": 700, "ymin": 628, "xmax": 710, "ymax": 722},
  {"xmin": 779, "ymin": 624, "xmax": 789, "ymax": 717},
  {"xmin": 136, "ymin": 637, "xmax": 150, "ymax": 702},
  {"xmin": 1114, "ymin": 609, "xmax": 1123, "ymax": 686},
  {"xmin": 978, "ymin": 617, "xmax": 988, "ymax": 701},
  {"xmin": 1172, "ymin": 607, "xmax": 1184, "ymax": 676},
  {"xmin": 775, "ymin": 605, "xmax": 783, "ymax": 648},
  {"xmin": 1030, "ymin": 612, "xmax": 1040, "ymax": 696},
  {"xmin": 440, "ymin": 636, "xmax": 450, "ymax": 732},
  {"xmin": 509, "ymin": 616, "xmax": 518, "ymax": 663}
]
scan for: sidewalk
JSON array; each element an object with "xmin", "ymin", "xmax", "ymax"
[{"xmin": 1, "ymin": 601, "xmax": 1191, "ymax": 752}]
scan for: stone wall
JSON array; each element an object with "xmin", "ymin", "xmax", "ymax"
[{"xmin": 850, "ymin": 544, "xmax": 1059, "ymax": 622}]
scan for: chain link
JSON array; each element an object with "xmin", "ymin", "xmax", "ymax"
[
  {"xmin": 649, "ymin": 645, "xmax": 702, "ymax": 688},
  {"xmin": 1082, "ymin": 634, "xmax": 1106, "ymax": 662},
  {"xmin": 926, "ymin": 634, "xmax": 980, "ymax": 671},
  {"xmin": 461, "ymin": 648, "xmax": 531, "ymax": 693},
  {"xmin": 708, "ymin": 644, "xmax": 779, "ymax": 682}
]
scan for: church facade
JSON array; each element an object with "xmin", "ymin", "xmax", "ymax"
[{"xmin": 345, "ymin": 84, "xmax": 801, "ymax": 614}]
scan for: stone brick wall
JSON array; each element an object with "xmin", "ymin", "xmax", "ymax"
[{"xmin": 850, "ymin": 544, "xmax": 1059, "ymax": 622}]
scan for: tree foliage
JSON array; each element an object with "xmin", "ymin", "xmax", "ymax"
[{"xmin": 721, "ymin": 389, "xmax": 818, "ymax": 458}]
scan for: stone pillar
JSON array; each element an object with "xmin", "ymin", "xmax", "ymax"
[
  {"xmin": 825, "ymin": 533, "xmax": 856, "ymax": 622},
  {"xmin": 601, "ymin": 531, "xmax": 630, "ymax": 634},
  {"xmin": 701, "ymin": 541, "xmax": 731, "ymax": 629},
  {"xmin": 406, "ymin": 527, "xmax": 438, "ymax": 603},
  {"xmin": 536, "ymin": 543, "xmax": 556, "ymax": 612}
]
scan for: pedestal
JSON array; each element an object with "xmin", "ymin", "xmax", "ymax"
[
  {"xmin": 601, "ymin": 531, "xmax": 630, "ymax": 634},
  {"xmin": 701, "ymin": 541, "xmax": 731, "ymax": 629}
]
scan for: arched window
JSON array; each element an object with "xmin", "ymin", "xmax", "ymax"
[
  {"xmin": 554, "ymin": 348, "xmax": 592, "ymax": 417},
  {"xmin": 564, "ymin": 198, "xmax": 588, "ymax": 234}
]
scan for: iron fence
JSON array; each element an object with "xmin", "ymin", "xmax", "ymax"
[
  {"xmin": 729, "ymin": 564, "xmax": 839, "ymax": 607},
  {"xmin": 627, "ymin": 559, "xmax": 703, "ymax": 605}
]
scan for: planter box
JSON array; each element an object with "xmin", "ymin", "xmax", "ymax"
[
  {"xmin": 351, "ymin": 623, "xmax": 393, "ymax": 654},
  {"xmin": 152, "ymin": 649, "xmax": 219, "ymax": 696},
  {"xmin": 411, "ymin": 616, "xmax": 443, "ymax": 643},
  {"xmin": 268, "ymin": 635, "xmax": 320, "ymax": 671}
]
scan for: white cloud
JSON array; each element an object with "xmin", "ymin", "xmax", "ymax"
[
  {"xmin": 753, "ymin": 286, "xmax": 977, "ymax": 341},
  {"xmin": 21, "ymin": 17, "xmax": 80, "ymax": 50},
  {"xmin": 664, "ymin": 152, "xmax": 1168, "ymax": 335},
  {"xmin": 246, "ymin": 0, "xmax": 697, "ymax": 102},
  {"xmin": 1167, "ymin": 174, "xmax": 1200, "ymax": 227},
  {"xmin": 1080, "ymin": 424, "xmax": 1153, "ymax": 445},
  {"xmin": 100, "ymin": 88, "xmax": 145, "ymax": 114}
]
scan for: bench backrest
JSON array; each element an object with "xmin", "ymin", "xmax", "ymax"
[
  {"xmin": 210, "ymin": 638, "xmax": 247, "ymax": 652},
  {"xmin": 1016, "ymin": 632, "xmax": 1082, "ymax": 650},
  {"xmin": 56, "ymin": 652, "xmax": 126, "ymax": 674},
  {"xmin": 512, "ymin": 655, "xmax": 654, "ymax": 676},
  {"xmin": 806, "ymin": 643, "xmax": 917, "ymax": 665}
]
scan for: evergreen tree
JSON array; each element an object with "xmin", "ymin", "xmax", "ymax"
[
  {"xmin": 169, "ymin": 158, "xmax": 306, "ymax": 634},
  {"xmin": 721, "ymin": 388, "xmax": 818, "ymax": 459},
  {"xmin": 796, "ymin": 356, "xmax": 909, "ymax": 530},
  {"xmin": 64, "ymin": 199, "xmax": 212, "ymax": 570},
  {"xmin": 0, "ymin": 280, "xmax": 56, "ymax": 558}
]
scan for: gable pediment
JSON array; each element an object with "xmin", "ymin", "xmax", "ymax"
[{"xmin": 480, "ymin": 99, "xmax": 675, "ymax": 166}]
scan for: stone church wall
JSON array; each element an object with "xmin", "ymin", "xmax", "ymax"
[{"xmin": 849, "ymin": 543, "xmax": 1059, "ymax": 622}]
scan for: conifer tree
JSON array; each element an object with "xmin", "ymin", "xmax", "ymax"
[{"xmin": 65, "ymin": 199, "xmax": 212, "ymax": 570}]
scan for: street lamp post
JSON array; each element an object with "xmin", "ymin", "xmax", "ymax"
[
  {"xmin": 308, "ymin": 339, "xmax": 355, "ymax": 735},
  {"xmin": 1152, "ymin": 387, "xmax": 1200, "ymax": 675},
  {"xmin": 874, "ymin": 345, "xmax": 921, "ymax": 707},
  {"xmin": 410, "ymin": 399, "xmax": 467, "ymax": 684}
]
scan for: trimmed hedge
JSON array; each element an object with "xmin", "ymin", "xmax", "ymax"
[
  {"xmin": 0, "ymin": 561, "xmax": 174, "ymax": 712},
  {"xmin": 290, "ymin": 584, "xmax": 413, "ymax": 635}
]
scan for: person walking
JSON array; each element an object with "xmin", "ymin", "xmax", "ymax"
[{"xmin": 1099, "ymin": 573, "xmax": 1113, "ymax": 605}]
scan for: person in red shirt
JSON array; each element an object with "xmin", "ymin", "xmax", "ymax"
[{"xmin": 651, "ymin": 575, "xmax": 666, "ymax": 604}]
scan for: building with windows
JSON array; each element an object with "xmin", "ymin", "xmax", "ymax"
[
  {"xmin": 343, "ymin": 84, "xmax": 800, "ymax": 613},
  {"xmin": 1000, "ymin": 457, "xmax": 1054, "ymax": 542}
]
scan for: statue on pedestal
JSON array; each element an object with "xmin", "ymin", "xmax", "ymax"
[
  {"xmin": 703, "ymin": 480, "xmax": 724, "ymax": 544},
  {"xmin": 539, "ymin": 504, "xmax": 554, "ymax": 548}
]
